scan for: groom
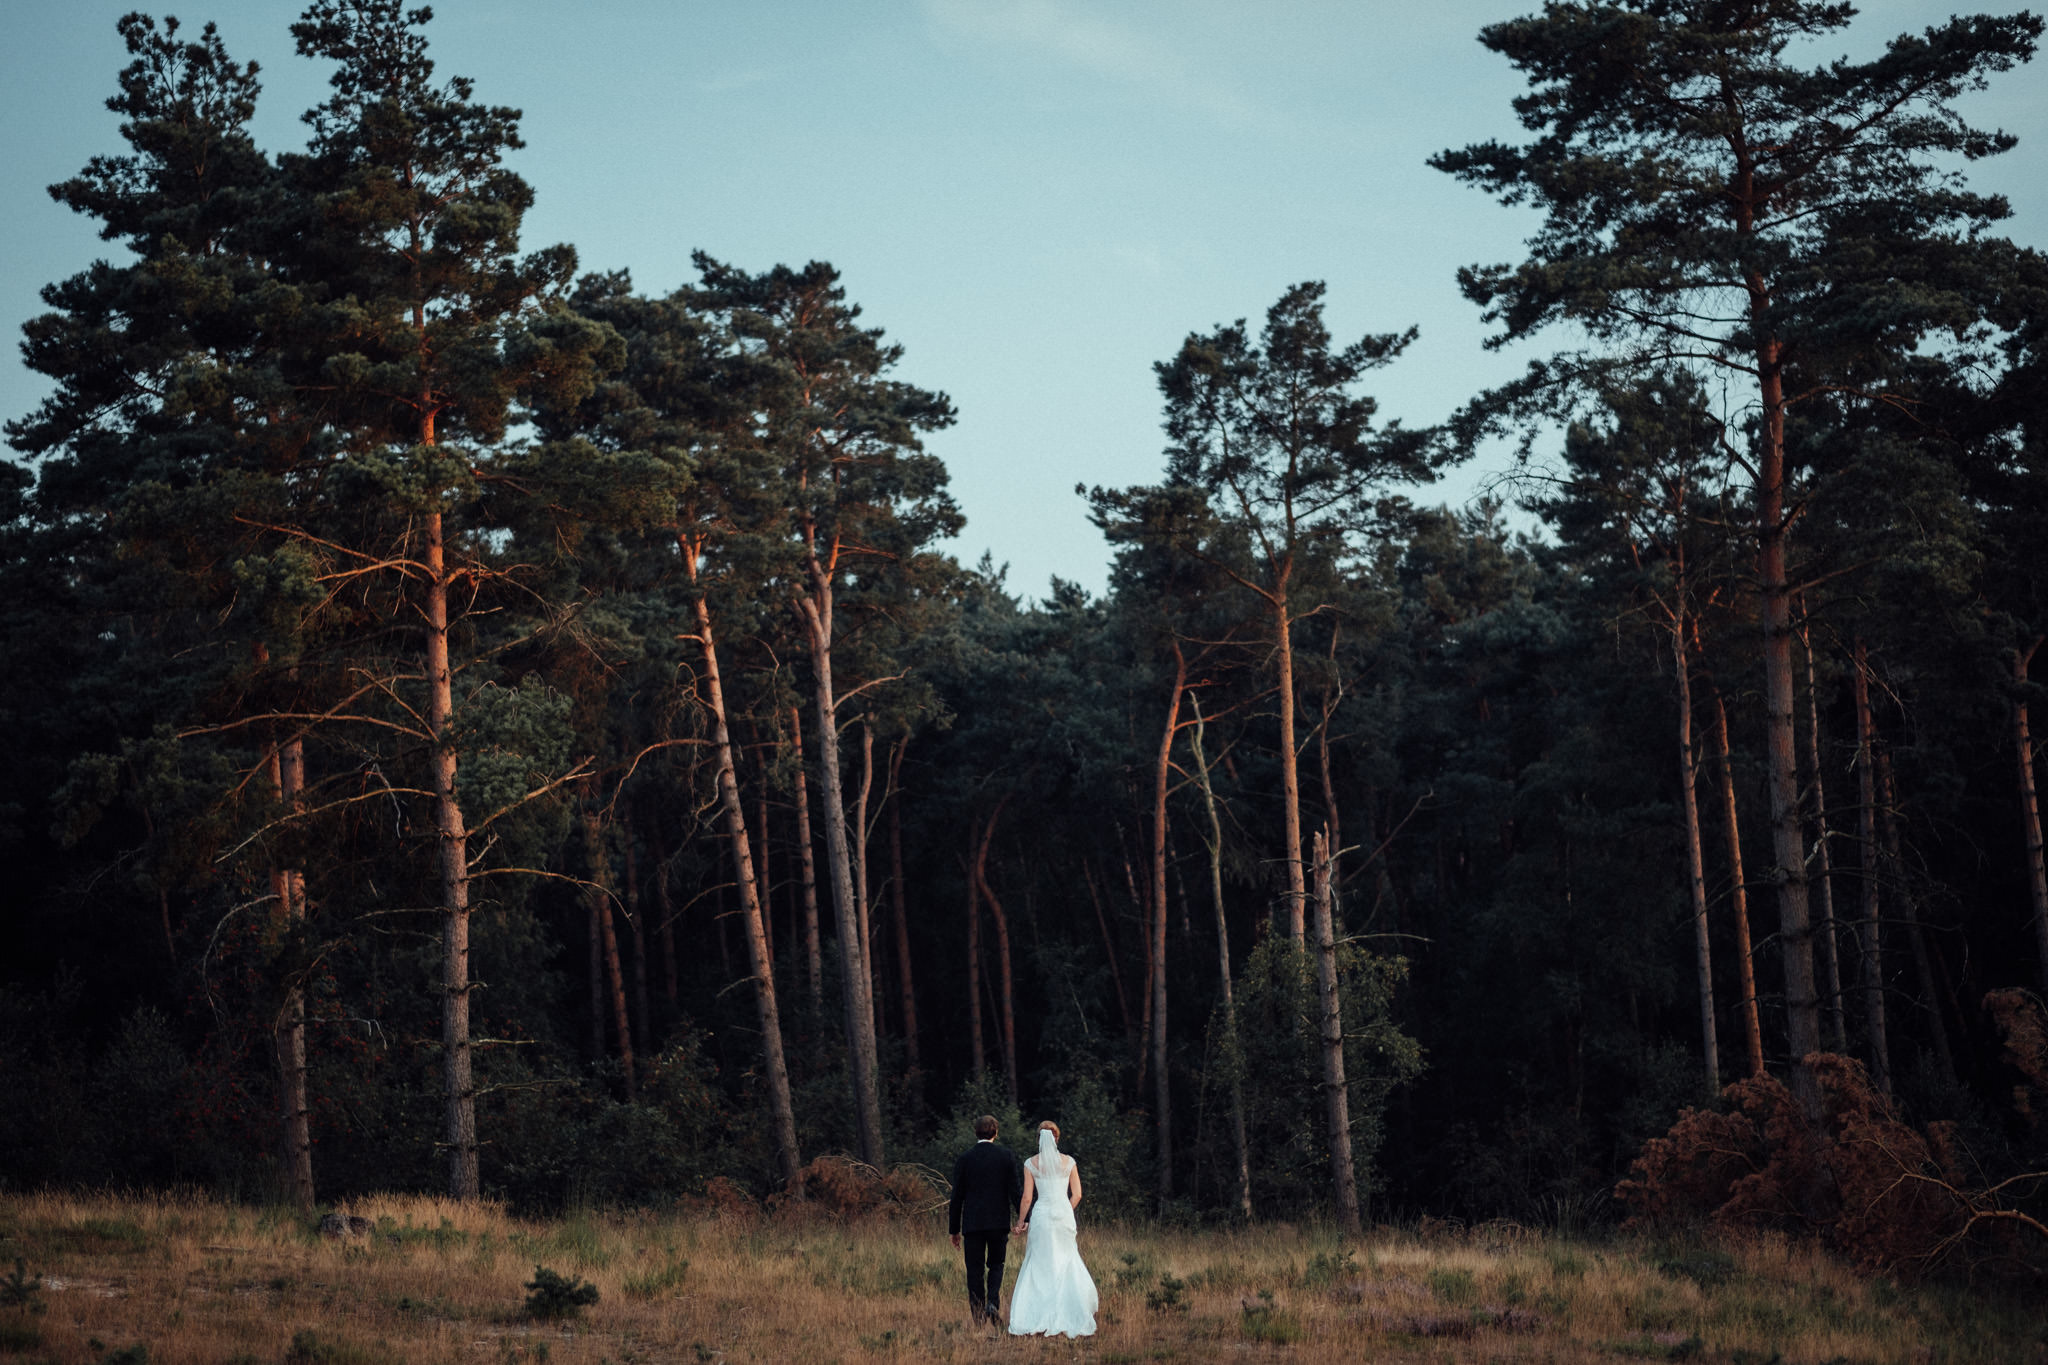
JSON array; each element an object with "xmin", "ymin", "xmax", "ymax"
[{"xmin": 947, "ymin": 1113, "xmax": 1023, "ymax": 1328}]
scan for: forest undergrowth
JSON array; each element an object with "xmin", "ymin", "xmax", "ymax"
[{"xmin": 0, "ymin": 1189, "xmax": 2041, "ymax": 1365}]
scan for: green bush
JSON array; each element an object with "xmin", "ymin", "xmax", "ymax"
[{"xmin": 523, "ymin": 1266, "xmax": 599, "ymax": 1321}]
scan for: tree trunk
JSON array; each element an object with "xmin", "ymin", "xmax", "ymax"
[
  {"xmin": 1189, "ymin": 691, "xmax": 1252, "ymax": 1219},
  {"xmin": 1673, "ymin": 622, "xmax": 1720, "ymax": 1093},
  {"xmin": 749, "ymin": 774, "xmax": 774, "ymax": 967},
  {"xmin": 1852, "ymin": 639, "xmax": 1892, "ymax": 1094},
  {"xmin": 1711, "ymin": 686, "xmax": 1765, "ymax": 1078},
  {"xmin": 653, "ymin": 834, "xmax": 678, "ymax": 1005},
  {"xmin": 974, "ymin": 802, "xmax": 1018, "ymax": 1102},
  {"xmin": 965, "ymin": 843, "xmax": 985, "ymax": 1079},
  {"xmin": 796, "ymin": 576, "xmax": 885, "ymax": 1167},
  {"xmin": 1876, "ymin": 747, "xmax": 1955, "ymax": 1085},
  {"xmin": 887, "ymin": 738, "xmax": 919, "ymax": 1074},
  {"xmin": 1151, "ymin": 646, "xmax": 1187, "ymax": 1207},
  {"xmin": 1801, "ymin": 613, "xmax": 1847, "ymax": 1052},
  {"xmin": 583, "ymin": 794, "xmax": 636, "ymax": 1098},
  {"xmin": 1311, "ymin": 829, "xmax": 1360, "ymax": 1236},
  {"xmin": 855, "ymin": 719, "xmax": 879, "ymax": 1042},
  {"xmin": 790, "ymin": 708, "xmax": 825, "ymax": 1009},
  {"xmin": 685, "ymin": 544, "xmax": 802, "ymax": 1188},
  {"xmin": 1273, "ymin": 583, "xmax": 1306, "ymax": 942},
  {"xmin": 425, "ymin": 507, "xmax": 479, "ymax": 1200},
  {"xmin": 622, "ymin": 808, "xmax": 650, "ymax": 1058},
  {"xmin": 266, "ymin": 723, "xmax": 314, "ymax": 1213},
  {"xmin": 2016, "ymin": 638, "xmax": 2048, "ymax": 996},
  {"xmin": 1752, "ymin": 336, "xmax": 1821, "ymax": 1103},
  {"xmin": 1082, "ymin": 862, "xmax": 1135, "ymax": 1037}
]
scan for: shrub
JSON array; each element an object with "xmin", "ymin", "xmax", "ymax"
[{"xmin": 523, "ymin": 1266, "xmax": 600, "ymax": 1321}]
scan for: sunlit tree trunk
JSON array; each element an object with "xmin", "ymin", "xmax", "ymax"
[
  {"xmin": 1852, "ymin": 639, "xmax": 1892, "ymax": 1094},
  {"xmin": 796, "ymin": 568, "xmax": 885, "ymax": 1166},
  {"xmin": 425, "ymin": 499, "xmax": 479, "ymax": 1199},
  {"xmin": 1190, "ymin": 693, "xmax": 1252, "ymax": 1219},
  {"xmin": 1311, "ymin": 829, "xmax": 1360, "ymax": 1235},
  {"xmin": 1150, "ymin": 646, "xmax": 1187, "ymax": 1207},
  {"xmin": 1273, "ymin": 579, "xmax": 1307, "ymax": 942},
  {"xmin": 1710, "ymin": 687, "xmax": 1765, "ymax": 1078},
  {"xmin": 684, "ymin": 538, "xmax": 802, "ymax": 1188},
  {"xmin": 1673, "ymin": 622, "xmax": 1720, "ymax": 1093},
  {"xmin": 265, "ymin": 716, "xmax": 314, "ymax": 1212}
]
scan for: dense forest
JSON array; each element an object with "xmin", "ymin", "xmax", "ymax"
[{"xmin": 4, "ymin": 0, "xmax": 2048, "ymax": 1268}]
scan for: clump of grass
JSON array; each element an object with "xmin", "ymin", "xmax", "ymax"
[
  {"xmin": 284, "ymin": 1328, "xmax": 401, "ymax": 1365},
  {"xmin": 1241, "ymin": 1288, "xmax": 1302, "ymax": 1344},
  {"xmin": 1656, "ymin": 1246, "xmax": 1737, "ymax": 1288},
  {"xmin": 522, "ymin": 1265, "xmax": 599, "ymax": 1321},
  {"xmin": 622, "ymin": 1255, "xmax": 689, "ymax": 1299},
  {"xmin": 1426, "ymin": 1266, "xmax": 1476, "ymax": 1305},
  {"xmin": 1299, "ymin": 1246, "xmax": 1357, "ymax": 1289}
]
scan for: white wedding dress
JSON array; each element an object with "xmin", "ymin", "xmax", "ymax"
[{"xmin": 1007, "ymin": 1131, "xmax": 1098, "ymax": 1337}]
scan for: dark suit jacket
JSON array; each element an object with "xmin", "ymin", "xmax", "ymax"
[{"xmin": 948, "ymin": 1139, "xmax": 1023, "ymax": 1235}]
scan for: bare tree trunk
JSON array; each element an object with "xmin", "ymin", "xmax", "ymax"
[
  {"xmin": 1801, "ymin": 613, "xmax": 1847, "ymax": 1052},
  {"xmin": 855, "ymin": 719, "xmax": 879, "ymax": 1042},
  {"xmin": 685, "ymin": 545, "xmax": 802, "ymax": 1188},
  {"xmin": 1752, "ymin": 338, "xmax": 1820, "ymax": 1105},
  {"xmin": 749, "ymin": 775, "xmax": 774, "ymax": 968},
  {"xmin": 887, "ymin": 738, "xmax": 919, "ymax": 1074},
  {"xmin": 1082, "ymin": 862, "xmax": 1135, "ymax": 1038},
  {"xmin": 583, "ymin": 794, "xmax": 636, "ymax": 1098},
  {"xmin": 1190, "ymin": 691, "xmax": 1252, "ymax": 1219},
  {"xmin": 796, "ymin": 577, "xmax": 885, "ymax": 1166},
  {"xmin": 1273, "ymin": 587, "xmax": 1306, "ymax": 942},
  {"xmin": 265, "ymin": 718, "xmax": 314, "ymax": 1212},
  {"xmin": 790, "ymin": 708, "xmax": 824, "ymax": 1009},
  {"xmin": 1673, "ymin": 623, "xmax": 1720, "ymax": 1093},
  {"xmin": 2016, "ymin": 638, "xmax": 2048, "ymax": 996},
  {"xmin": 974, "ymin": 803, "xmax": 1018, "ymax": 1102},
  {"xmin": 965, "ymin": 843, "xmax": 985, "ymax": 1080},
  {"xmin": 1876, "ymin": 747, "xmax": 1955, "ymax": 1085},
  {"xmin": 1852, "ymin": 639, "xmax": 1892, "ymax": 1094},
  {"xmin": 623, "ymin": 803, "xmax": 650, "ymax": 1059},
  {"xmin": 1711, "ymin": 687, "xmax": 1765, "ymax": 1078},
  {"xmin": 1311, "ymin": 829, "xmax": 1360, "ymax": 1236},
  {"xmin": 653, "ymin": 834, "xmax": 678, "ymax": 1006},
  {"xmin": 1150, "ymin": 646, "xmax": 1187, "ymax": 1207},
  {"xmin": 425, "ymin": 506, "xmax": 479, "ymax": 1200}
]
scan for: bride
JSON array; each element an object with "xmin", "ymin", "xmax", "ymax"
[{"xmin": 1007, "ymin": 1121, "xmax": 1098, "ymax": 1338}]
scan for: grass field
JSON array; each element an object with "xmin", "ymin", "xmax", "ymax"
[{"xmin": 0, "ymin": 1190, "xmax": 2041, "ymax": 1364}]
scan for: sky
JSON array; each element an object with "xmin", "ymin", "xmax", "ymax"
[{"xmin": 5, "ymin": 0, "xmax": 2044, "ymax": 599}]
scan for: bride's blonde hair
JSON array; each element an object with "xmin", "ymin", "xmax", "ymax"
[{"xmin": 1037, "ymin": 1120, "xmax": 1060, "ymax": 1141}]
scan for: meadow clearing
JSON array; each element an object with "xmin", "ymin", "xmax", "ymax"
[{"xmin": 0, "ymin": 1189, "xmax": 2041, "ymax": 1364}]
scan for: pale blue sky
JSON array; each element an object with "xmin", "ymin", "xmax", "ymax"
[{"xmin": 6, "ymin": 1, "xmax": 2043, "ymax": 596}]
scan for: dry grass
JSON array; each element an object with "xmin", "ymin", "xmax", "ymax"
[{"xmin": 0, "ymin": 1191, "xmax": 2041, "ymax": 1364}]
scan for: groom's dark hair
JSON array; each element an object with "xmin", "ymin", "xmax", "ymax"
[{"xmin": 973, "ymin": 1114, "xmax": 998, "ymax": 1139}]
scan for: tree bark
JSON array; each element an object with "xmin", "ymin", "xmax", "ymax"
[
  {"xmin": 684, "ymin": 542, "xmax": 802, "ymax": 1188},
  {"xmin": 1801, "ymin": 613, "xmax": 1847, "ymax": 1052},
  {"xmin": 965, "ymin": 842, "xmax": 985, "ymax": 1080},
  {"xmin": 974, "ymin": 802, "xmax": 1018, "ymax": 1102},
  {"xmin": 855, "ymin": 719, "xmax": 879, "ymax": 1041},
  {"xmin": 1189, "ymin": 691, "xmax": 1252, "ymax": 1219},
  {"xmin": 2016, "ymin": 638, "xmax": 2048, "ymax": 996},
  {"xmin": 1852, "ymin": 639, "xmax": 1892, "ymax": 1094},
  {"xmin": 1876, "ymin": 747, "xmax": 1955, "ymax": 1085},
  {"xmin": 748, "ymin": 772, "xmax": 774, "ymax": 968},
  {"xmin": 1311, "ymin": 829, "xmax": 1360, "ymax": 1236},
  {"xmin": 1751, "ymin": 332, "xmax": 1821, "ymax": 1104},
  {"xmin": 425, "ymin": 505, "xmax": 479, "ymax": 1199},
  {"xmin": 789, "ymin": 707, "xmax": 825, "ymax": 1009},
  {"xmin": 1673, "ymin": 622, "xmax": 1720, "ymax": 1093},
  {"xmin": 1150, "ymin": 645, "xmax": 1187, "ymax": 1207},
  {"xmin": 796, "ymin": 574, "xmax": 885, "ymax": 1167},
  {"xmin": 583, "ymin": 793, "xmax": 636, "ymax": 1097},
  {"xmin": 1273, "ymin": 582, "xmax": 1307, "ymax": 942},
  {"xmin": 622, "ymin": 807, "xmax": 650, "ymax": 1058},
  {"xmin": 886, "ymin": 738, "xmax": 918, "ymax": 1074},
  {"xmin": 1710, "ymin": 686, "xmax": 1765, "ymax": 1078},
  {"xmin": 265, "ymin": 722, "xmax": 314, "ymax": 1213}
]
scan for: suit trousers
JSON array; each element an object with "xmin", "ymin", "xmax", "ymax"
[{"xmin": 961, "ymin": 1230, "xmax": 1007, "ymax": 1318}]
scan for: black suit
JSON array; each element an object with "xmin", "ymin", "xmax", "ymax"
[{"xmin": 948, "ymin": 1139, "xmax": 1023, "ymax": 1321}]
